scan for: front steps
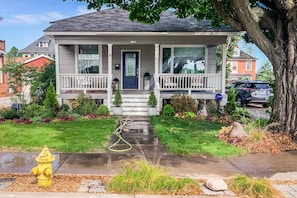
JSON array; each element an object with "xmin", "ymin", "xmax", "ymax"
[{"xmin": 112, "ymin": 93, "xmax": 150, "ymax": 116}]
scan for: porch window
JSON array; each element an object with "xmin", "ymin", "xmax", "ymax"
[
  {"xmin": 78, "ymin": 45, "xmax": 99, "ymax": 74},
  {"xmin": 161, "ymin": 46, "xmax": 205, "ymax": 74}
]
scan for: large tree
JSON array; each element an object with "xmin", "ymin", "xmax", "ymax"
[{"xmin": 71, "ymin": 0, "xmax": 297, "ymax": 139}]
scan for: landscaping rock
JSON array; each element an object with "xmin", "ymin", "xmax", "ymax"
[
  {"xmin": 78, "ymin": 180, "xmax": 106, "ymax": 193},
  {"xmin": 205, "ymin": 178, "xmax": 228, "ymax": 191},
  {"xmin": 229, "ymin": 122, "xmax": 248, "ymax": 138}
]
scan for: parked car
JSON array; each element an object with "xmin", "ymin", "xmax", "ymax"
[{"xmin": 227, "ymin": 80, "xmax": 273, "ymax": 107}]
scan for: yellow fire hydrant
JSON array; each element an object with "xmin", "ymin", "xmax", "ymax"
[{"xmin": 31, "ymin": 145, "xmax": 55, "ymax": 187}]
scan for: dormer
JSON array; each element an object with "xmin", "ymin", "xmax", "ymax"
[{"xmin": 233, "ymin": 47, "xmax": 240, "ymax": 57}]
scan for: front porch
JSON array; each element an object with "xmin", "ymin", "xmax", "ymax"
[{"xmin": 57, "ymin": 73, "xmax": 226, "ymax": 114}]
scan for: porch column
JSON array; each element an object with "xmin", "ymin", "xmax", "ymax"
[
  {"xmin": 221, "ymin": 43, "xmax": 227, "ymax": 94},
  {"xmin": 107, "ymin": 44, "xmax": 113, "ymax": 110},
  {"xmin": 55, "ymin": 44, "xmax": 60, "ymax": 95},
  {"xmin": 154, "ymin": 44, "xmax": 160, "ymax": 112}
]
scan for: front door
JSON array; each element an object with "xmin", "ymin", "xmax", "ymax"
[{"xmin": 123, "ymin": 52, "xmax": 139, "ymax": 89}]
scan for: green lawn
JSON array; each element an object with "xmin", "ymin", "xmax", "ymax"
[
  {"xmin": 0, "ymin": 116, "xmax": 245, "ymax": 157},
  {"xmin": 0, "ymin": 118, "xmax": 117, "ymax": 152},
  {"xmin": 152, "ymin": 116, "xmax": 246, "ymax": 158}
]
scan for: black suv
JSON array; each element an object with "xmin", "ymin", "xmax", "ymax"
[{"xmin": 228, "ymin": 80, "xmax": 273, "ymax": 107}]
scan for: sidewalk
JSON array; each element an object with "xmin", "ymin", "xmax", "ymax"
[{"xmin": 1, "ymin": 151, "xmax": 297, "ymax": 197}]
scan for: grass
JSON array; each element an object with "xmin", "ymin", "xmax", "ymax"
[
  {"xmin": 228, "ymin": 174, "xmax": 281, "ymax": 198},
  {"xmin": 0, "ymin": 118, "xmax": 117, "ymax": 152},
  {"xmin": 152, "ymin": 116, "xmax": 246, "ymax": 157},
  {"xmin": 107, "ymin": 160, "xmax": 200, "ymax": 195}
]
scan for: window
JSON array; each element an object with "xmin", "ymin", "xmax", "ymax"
[
  {"xmin": 233, "ymin": 48, "xmax": 240, "ymax": 57},
  {"xmin": 161, "ymin": 46, "xmax": 205, "ymax": 74},
  {"xmin": 37, "ymin": 42, "xmax": 48, "ymax": 48},
  {"xmin": 246, "ymin": 60, "xmax": 252, "ymax": 71},
  {"xmin": 230, "ymin": 61, "xmax": 238, "ymax": 73},
  {"xmin": 78, "ymin": 45, "xmax": 99, "ymax": 74}
]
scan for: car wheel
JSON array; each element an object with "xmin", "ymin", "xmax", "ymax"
[{"xmin": 236, "ymin": 96, "xmax": 243, "ymax": 107}]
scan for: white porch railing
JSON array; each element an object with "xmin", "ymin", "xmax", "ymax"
[
  {"xmin": 60, "ymin": 74, "xmax": 109, "ymax": 93},
  {"xmin": 157, "ymin": 73, "xmax": 222, "ymax": 93}
]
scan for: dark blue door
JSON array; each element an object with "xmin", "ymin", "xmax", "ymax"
[{"xmin": 123, "ymin": 52, "xmax": 139, "ymax": 89}]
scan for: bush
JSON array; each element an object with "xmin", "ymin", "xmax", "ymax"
[
  {"xmin": 170, "ymin": 94, "xmax": 197, "ymax": 113},
  {"xmin": 225, "ymin": 88, "xmax": 237, "ymax": 115},
  {"xmin": 162, "ymin": 104, "xmax": 175, "ymax": 117},
  {"xmin": 228, "ymin": 174, "xmax": 279, "ymax": 198},
  {"xmin": 113, "ymin": 91, "xmax": 122, "ymax": 107},
  {"xmin": 21, "ymin": 103, "xmax": 55, "ymax": 119},
  {"xmin": 70, "ymin": 93, "xmax": 98, "ymax": 115},
  {"xmin": 43, "ymin": 81, "xmax": 59, "ymax": 111},
  {"xmin": 0, "ymin": 107, "xmax": 20, "ymax": 119},
  {"xmin": 148, "ymin": 92, "xmax": 157, "ymax": 107},
  {"xmin": 97, "ymin": 104, "xmax": 109, "ymax": 116}
]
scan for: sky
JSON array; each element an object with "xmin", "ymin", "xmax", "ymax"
[{"xmin": 0, "ymin": 0, "xmax": 269, "ymax": 72}]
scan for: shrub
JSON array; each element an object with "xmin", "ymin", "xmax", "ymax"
[
  {"xmin": 21, "ymin": 103, "xmax": 54, "ymax": 119},
  {"xmin": 31, "ymin": 116, "xmax": 43, "ymax": 124},
  {"xmin": 170, "ymin": 94, "xmax": 197, "ymax": 113},
  {"xmin": 97, "ymin": 104, "xmax": 109, "ymax": 116},
  {"xmin": 147, "ymin": 92, "xmax": 157, "ymax": 107},
  {"xmin": 113, "ymin": 91, "xmax": 122, "ymax": 107},
  {"xmin": 162, "ymin": 104, "xmax": 175, "ymax": 117},
  {"xmin": 228, "ymin": 174, "xmax": 279, "ymax": 198},
  {"xmin": 225, "ymin": 88, "xmax": 237, "ymax": 115},
  {"xmin": 43, "ymin": 81, "xmax": 59, "ymax": 112},
  {"xmin": 107, "ymin": 161, "xmax": 198, "ymax": 195},
  {"xmin": 0, "ymin": 107, "xmax": 20, "ymax": 119},
  {"xmin": 70, "ymin": 93, "xmax": 98, "ymax": 115},
  {"xmin": 185, "ymin": 111, "xmax": 196, "ymax": 118}
]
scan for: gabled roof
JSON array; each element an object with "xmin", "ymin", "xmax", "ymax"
[
  {"xmin": 230, "ymin": 50, "xmax": 256, "ymax": 60},
  {"xmin": 19, "ymin": 35, "xmax": 55, "ymax": 54},
  {"xmin": 44, "ymin": 7, "xmax": 237, "ymax": 34}
]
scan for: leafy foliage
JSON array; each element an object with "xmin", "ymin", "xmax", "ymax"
[
  {"xmin": 113, "ymin": 90, "xmax": 122, "ymax": 107},
  {"xmin": 43, "ymin": 81, "xmax": 59, "ymax": 111},
  {"xmin": 21, "ymin": 103, "xmax": 55, "ymax": 119},
  {"xmin": 97, "ymin": 104, "xmax": 109, "ymax": 116},
  {"xmin": 147, "ymin": 91, "xmax": 157, "ymax": 107},
  {"xmin": 256, "ymin": 61, "xmax": 275, "ymax": 88},
  {"xmin": 1, "ymin": 58, "xmax": 38, "ymax": 94},
  {"xmin": 225, "ymin": 88, "xmax": 237, "ymax": 115},
  {"xmin": 70, "ymin": 93, "xmax": 98, "ymax": 115},
  {"xmin": 0, "ymin": 107, "xmax": 20, "ymax": 119},
  {"xmin": 170, "ymin": 94, "xmax": 197, "ymax": 113},
  {"xmin": 162, "ymin": 104, "xmax": 175, "ymax": 117}
]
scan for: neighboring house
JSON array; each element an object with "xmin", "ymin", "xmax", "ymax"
[
  {"xmin": 19, "ymin": 35, "xmax": 55, "ymax": 58},
  {"xmin": 0, "ymin": 40, "xmax": 10, "ymax": 97},
  {"xmin": 44, "ymin": 8, "xmax": 237, "ymax": 115},
  {"xmin": 227, "ymin": 47, "xmax": 257, "ymax": 81},
  {"xmin": 2, "ymin": 55, "xmax": 53, "ymax": 100}
]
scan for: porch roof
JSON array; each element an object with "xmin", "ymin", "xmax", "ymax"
[{"xmin": 44, "ymin": 7, "xmax": 237, "ymax": 35}]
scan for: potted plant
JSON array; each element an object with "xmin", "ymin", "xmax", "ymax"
[
  {"xmin": 113, "ymin": 90, "xmax": 122, "ymax": 115},
  {"xmin": 147, "ymin": 91, "xmax": 157, "ymax": 116}
]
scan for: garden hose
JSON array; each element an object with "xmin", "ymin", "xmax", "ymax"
[{"xmin": 108, "ymin": 117, "xmax": 133, "ymax": 152}]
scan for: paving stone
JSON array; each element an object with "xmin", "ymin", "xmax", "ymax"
[
  {"xmin": 270, "ymin": 172, "xmax": 297, "ymax": 181},
  {"xmin": 200, "ymin": 183, "xmax": 235, "ymax": 196},
  {"xmin": 0, "ymin": 178, "xmax": 16, "ymax": 190},
  {"xmin": 78, "ymin": 180, "xmax": 106, "ymax": 193},
  {"xmin": 273, "ymin": 185, "xmax": 297, "ymax": 198}
]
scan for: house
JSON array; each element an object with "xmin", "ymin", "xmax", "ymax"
[
  {"xmin": 19, "ymin": 35, "xmax": 55, "ymax": 58},
  {"xmin": 0, "ymin": 40, "xmax": 10, "ymax": 97},
  {"xmin": 227, "ymin": 47, "xmax": 257, "ymax": 81},
  {"xmin": 2, "ymin": 55, "xmax": 53, "ymax": 100},
  {"xmin": 44, "ymin": 8, "xmax": 237, "ymax": 115}
]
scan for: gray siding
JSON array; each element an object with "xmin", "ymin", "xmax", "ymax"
[
  {"xmin": 207, "ymin": 46, "xmax": 217, "ymax": 73},
  {"xmin": 59, "ymin": 45, "xmax": 75, "ymax": 73}
]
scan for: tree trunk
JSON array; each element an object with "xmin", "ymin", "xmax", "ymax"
[{"xmin": 270, "ymin": 18, "xmax": 297, "ymax": 141}]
